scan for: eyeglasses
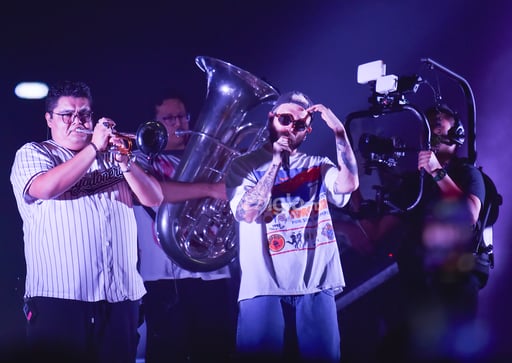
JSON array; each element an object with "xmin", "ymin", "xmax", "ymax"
[
  {"xmin": 160, "ymin": 113, "xmax": 190, "ymax": 123},
  {"xmin": 273, "ymin": 113, "xmax": 311, "ymax": 132},
  {"xmin": 52, "ymin": 110, "xmax": 94, "ymax": 124}
]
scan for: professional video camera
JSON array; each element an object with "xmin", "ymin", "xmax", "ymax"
[
  {"xmin": 343, "ymin": 58, "xmax": 484, "ymax": 217},
  {"xmin": 344, "ymin": 57, "xmax": 500, "ymax": 262},
  {"xmin": 334, "ymin": 58, "xmax": 501, "ymax": 312},
  {"xmin": 358, "ymin": 133, "xmax": 406, "ymax": 169}
]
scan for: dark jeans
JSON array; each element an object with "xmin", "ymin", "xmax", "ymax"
[
  {"xmin": 19, "ymin": 297, "xmax": 140, "ymax": 363},
  {"xmin": 142, "ymin": 278, "xmax": 238, "ymax": 363}
]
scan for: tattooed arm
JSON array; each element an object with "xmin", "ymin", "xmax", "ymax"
[
  {"xmin": 235, "ymin": 163, "xmax": 279, "ymax": 223},
  {"xmin": 308, "ymin": 104, "xmax": 359, "ymax": 193},
  {"xmin": 234, "ymin": 139, "xmax": 289, "ymax": 223}
]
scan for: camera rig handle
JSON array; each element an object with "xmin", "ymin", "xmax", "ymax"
[
  {"xmin": 345, "ymin": 103, "xmax": 431, "ymax": 214},
  {"xmin": 421, "ymin": 58, "xmax": 477, "ymax": 165}
]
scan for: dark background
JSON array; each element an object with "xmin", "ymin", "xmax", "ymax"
[{"xmin": 1, "ymin": 0, "xmax": 511, "ymax": 360}]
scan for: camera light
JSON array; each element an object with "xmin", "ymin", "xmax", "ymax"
[
  {"xmin": 357, "ymin": 60, "xmax": 386, "ymax": 84},
  {"xmin": 375, "ymin": 75, "xmax": 398, "ymax": 94}
]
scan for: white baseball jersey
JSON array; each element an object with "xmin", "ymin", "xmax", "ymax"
[
  {"xmin": 227, "ymin": 147, "xmax": 351, "ymax": 301},
  {"xmin": 10, "ymin": 140, "xmax": 146, "ymax": 302},
  {"xmin": 134, "ymin": 150, "xmax": 231, "ymax": 281}
]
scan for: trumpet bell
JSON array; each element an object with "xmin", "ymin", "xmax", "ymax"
[
  {"xmin": 136, "ymin": 121, "xmax": 168, "ymax": 157},
  {"xmin": 75, "ymin": 121, "xmax": 168, "ymax": 157}
]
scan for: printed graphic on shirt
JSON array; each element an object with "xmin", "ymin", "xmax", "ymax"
[
  {"xmin": 322, "ymin": 222, "xmax": 335, "ymax": 241},
  {"xmin": 155, "ymin": 155, "xmax": 176, "ymax": 178},
  {"xmin": 70, "ymin": 166, "xmax": 124, "ymax": 196},
  {"xmin": 274, "ymin": 166, "xmax": 322, "ymax": 202},
  {"xmin": 268, "ymin": 234, "xmax": 286, "ymax": 252},
  {"xmin": 264, "ymin": 166, "xmax": 335, "ymax": 255}
]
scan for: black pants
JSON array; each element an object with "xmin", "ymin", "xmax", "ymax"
[
  {"xmin": 18, "ymin": 297, "xmax": 140, "ymax": 363},
  {"xmin": 142, "ymin": 278, "xmax": 238, "ymax": 363}
]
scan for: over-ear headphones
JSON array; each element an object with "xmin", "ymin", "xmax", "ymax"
[
  {"xmin": 427, "ymin": 104, "xmax": 465, "ymax": 146},
  {"xmin": 447, "ymin": 118, "xmax": 465, "ymax": 146}
]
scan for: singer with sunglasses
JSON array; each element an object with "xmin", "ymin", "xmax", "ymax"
[
  {"xmin": 10, "ymin": 80, "xmax": 163, "ymax": 363},
  {"xmin": 226, "ymin": 91, "xmax": 359, "ymax": 362}
]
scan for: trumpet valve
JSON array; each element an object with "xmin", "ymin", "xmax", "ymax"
[{"xmin": 110, "ymin": 136, "xmax": 133, "ymax": 155}]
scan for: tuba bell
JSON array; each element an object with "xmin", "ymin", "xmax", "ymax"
[{"xmin": 155, "ymin": 56, "xmax": 279, "ymax": 272}]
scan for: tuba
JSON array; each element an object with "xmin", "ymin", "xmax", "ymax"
[{"xmin": 155, "ymin": 56, "xmax": 279, "ymax": 272}]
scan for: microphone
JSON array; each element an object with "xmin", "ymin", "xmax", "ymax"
[{"xmin": 281, "ymin": 151, "xmax": 290, "ymax": 171}]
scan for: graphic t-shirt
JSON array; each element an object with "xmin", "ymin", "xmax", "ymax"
[{"xmin": 227, "ymin": 147, "xmax": 351, "ymax": 301}]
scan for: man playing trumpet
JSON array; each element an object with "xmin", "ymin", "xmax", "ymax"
[{"xmin": 10, "ymin": 80, "xmax": 163, "ymax": 363}]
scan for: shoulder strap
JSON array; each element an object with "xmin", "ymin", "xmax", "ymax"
[{"xmin": 143, "ymin": 206, "xmax": 157, "ymax": 221}]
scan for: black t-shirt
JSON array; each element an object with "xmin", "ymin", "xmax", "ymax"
[
  {"xmin": 389, "ymin": 157, "xmax": 486, "ymax": 283},
  {"xmin": 390, "ymin": 157, "xmax": 485, "ymax": 220}
]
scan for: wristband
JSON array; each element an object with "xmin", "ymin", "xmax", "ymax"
[
  {"xmin": 120, "ymin": 154, "xmax": 136, "ymax": 173},
  {"xmin": 432, "ymin": 168, "xmax": 447, "ymax": 182},
  {"xmin": 89, "ymin": 142, "xmax": 99, "ymax": 153}
]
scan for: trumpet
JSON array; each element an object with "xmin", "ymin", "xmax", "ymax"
[
  {"xmin": 76, "ymin": 128, "xmax": 135, "ymax": 155},
  {"xmin": 76, "ymin": 121, "xmax": 168, "ymax": 157}
]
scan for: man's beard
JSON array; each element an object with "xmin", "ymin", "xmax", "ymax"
[{"xmin": 267, "ymin": 124, "xmax": 303, "ymax": 150}]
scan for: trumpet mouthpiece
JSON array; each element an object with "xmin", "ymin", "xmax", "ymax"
[
  {"xmin": 175, "ymin": 130, "xmax": 192, "ymax": 137},
  {"xmin": 75, "ymin": 128, "xmax": 93, "ymax": 135}
]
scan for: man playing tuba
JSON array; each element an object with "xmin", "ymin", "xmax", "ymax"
[{"xmin": 133, "ymin": 90, "xmax": 237, "ymax": 363}]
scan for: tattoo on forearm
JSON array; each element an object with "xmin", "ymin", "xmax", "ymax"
[
  {"xmin": 336, "ymin": 139, "xmax": 358, "ymax": 175},
  {"xmin": 236, "ymin": 163, "xmax": 279, "ymax": 221}
]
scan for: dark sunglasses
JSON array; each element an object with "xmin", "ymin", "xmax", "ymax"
[{"xmin": 273, "ymin": 113, "xmax": 311, "ymax": 131}]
